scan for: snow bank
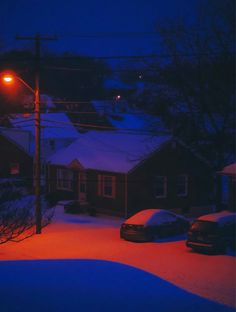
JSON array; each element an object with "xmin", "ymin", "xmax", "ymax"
[
  {"xmin": 0, "ymin": 259, "xmax": 233, "ymax": 312},
  {"xmin": 1, "ymin": 207, "xmax": 235, "ymax": 308}
]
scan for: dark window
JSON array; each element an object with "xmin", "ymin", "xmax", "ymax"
[
  {"xmin": 57, "ymin": 168, "xmax": 73, "ymax": 191},
  {"xmin": 104, "ymin": 176, "xmax": 113, "ymax": 197},
  {"xmin": 98, "ymin": 175, "xmax": 116, "ymax": 198},
  {"xmin": 177, "ymin": 175, "xmax": 188, "ymax": 196},
  {"xmin": 79, "ymin": 172, "xmax": 86, "ymax": 193},
  {"xmin": 155, "ymin": 176, "xmax": 167, "ymax": 198}
]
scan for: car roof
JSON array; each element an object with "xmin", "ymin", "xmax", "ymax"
[
  {"xmin": 124, "ymin": 209, "xmax": 178, "ymax": 226},
  {"xmin": 197, "ymin": 211, "xmax": 236, "ymax": 226}
]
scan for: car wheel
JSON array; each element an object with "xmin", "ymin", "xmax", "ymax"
[
  {"xmin": 158, "ymin": 228, "xmax": 167, "ymax": 238},
  {"xmin": 216, "ymin": 242, "xmax": 226, "ymax": 254}
]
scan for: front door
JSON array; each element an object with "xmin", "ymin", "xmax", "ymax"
[{"xmin": 78, "ymin": 171, "xmax": 87, "ymax": 203}]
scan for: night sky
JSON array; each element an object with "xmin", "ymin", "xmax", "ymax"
[{"xmin": 1, "ymin": 0, "xmax": 197, "ymax": 56}]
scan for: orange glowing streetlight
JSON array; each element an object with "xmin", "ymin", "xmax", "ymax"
[
  {"xmin": 2, "ymin": 72, "xmax": 35, "ymax": 93},
  {"xmin": 2, "ymin": 74, "xmax": 14, "ymax": 84}
]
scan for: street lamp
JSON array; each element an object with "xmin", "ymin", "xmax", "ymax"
[{"xmin": 1, "ymin": 72, "xmax": 42, "ymax": 234}]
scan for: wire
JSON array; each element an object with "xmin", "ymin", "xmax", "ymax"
[
  {"xmin": 8, "ymin": 118, "xmax": 35, "ymax": 125},
  {"xmin": 39, "ymin": 118, "xmax": 165, "ymax": 135},
  {"xmin": 41, "ymin": 118, "xmax": 119, "ymax": 130},
  {"xmin": 58, "ymin": 31, "xmax": 160, "ymax": 38},
  {"xmin": 0, "ymin": 51, "xmax": 234, "ymax": 63},
  {"xmin": 43, "ymin": 66, "xmax": 157, "ymax": 72},
  {"xmin": 16, "ymin": 121, "xmax": 164, "ymax": 136}
]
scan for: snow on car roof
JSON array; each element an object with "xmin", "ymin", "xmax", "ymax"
[
  {"xmin": 124, "ymin": 209, "xmax": 178, "ymax": 226},
  {"xmin": 198, "ymin": 211, "xmax": 236, "ymax": 225},
  {"xmin": 48, "ymin": 131, "xmax": 171, "ymax": 173}
]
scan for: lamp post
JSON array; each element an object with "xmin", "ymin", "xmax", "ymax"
[{"xmin": 2, "ymin": 72, "xmax": 42, "ymax": 234}]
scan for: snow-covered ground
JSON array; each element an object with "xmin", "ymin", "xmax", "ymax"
[{"xmin": 0, "ymin": 206, "xmax": 235, "ymax": 311}]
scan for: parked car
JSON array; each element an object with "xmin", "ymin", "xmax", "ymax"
[
  {"xmin": 120, "ymin": 209, "xmax": 189, "ymax": 242},
  {"xmin": 186, "ymin": 210, "xmax": 236, "ymax": 254}
]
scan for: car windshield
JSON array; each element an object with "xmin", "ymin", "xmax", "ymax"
[{"xmin": 190, "ymin": 220, "xmax": 218, "ymax": 233}]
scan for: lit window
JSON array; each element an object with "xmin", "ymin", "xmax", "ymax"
[
  {"xmin": 10, "ymin": 163, "xmax": 20, "ymax": 175},
  {"xmin": 57, "ymin": 168, "xmax": 73, "ymax": 191},
  {"xmin": 97, "ymin": 174, "xmax": 116, "ymax": 198},
  {"xmin": 177, "ymin": 175, "xmax": 188, "ymax": 196},
  {"xmin": 155, "ymin": 176, "xmax": 167, "ymax": 198}
]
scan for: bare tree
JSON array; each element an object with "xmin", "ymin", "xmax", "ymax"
[
  {"xmin": 0, "ymin": 192, "xmax": 54, "ymax": 244},
  {"xmin": 121, "ymin": 0, "xmax": 235, "ymax": 169}
]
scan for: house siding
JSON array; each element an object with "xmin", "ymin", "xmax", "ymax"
[
  {"xmin": 86, "ymin": 170, "xmax": 126, "ymax": 216},
  {"xmin": 127, "ymin": 141, "xmax": 213, "ymax": 216},
  {"xmin": 0, "ymin": 135, "xmax": 33, "ymax": 179},
  {"xmin": 47, "ymin": 140, "xmax": 213, "ymax": 217},
  {"xmin": 46, "ymin": 165, "xmax": 78, "ymax": 202}
]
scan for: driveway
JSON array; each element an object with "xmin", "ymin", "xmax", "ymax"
[{"xmin": 0, "ymin": 207, "xmax": 235, "ymax": 309}]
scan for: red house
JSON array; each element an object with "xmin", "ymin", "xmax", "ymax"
[
  {"xmin": 47, "ymin": 131, "xmax": 214, "ymax": 217},
  {"xmin": 0, "ymin": 128, "xmax": 33, "ymax": 179}
]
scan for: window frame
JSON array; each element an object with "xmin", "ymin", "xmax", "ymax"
[
  {"xmin": 97, "ymin": 174, "xmax": 116, "ymax": 199},
  {"xmin": 56, "ymin": 168, "xmax": 73, "ymax": 191},
  {"xmin": 154, "ymin": 175, "xmax": 167, "ymax": 198},
  {"xmin": 176, "ymin": 174, "xmax": 188, "ymax": 197}
]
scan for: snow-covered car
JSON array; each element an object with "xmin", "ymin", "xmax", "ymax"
[
  {"xmin": 120, "ymin": 209, "xmax": 190, "ymax": 242},
  {"xmin": 186, "ymin": 210, "xmax": 236, "ymax": 254}
]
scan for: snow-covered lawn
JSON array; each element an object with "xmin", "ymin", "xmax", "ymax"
[{"xmin": 0, "ymin": 206, "xmax": 235, "ymax": 311}]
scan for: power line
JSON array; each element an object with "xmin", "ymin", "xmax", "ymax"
[
  {"xmin": 58, "ymin": 31, "xmax": 159, "ymax": 38},
  {"xmin": 43, "ymin": 65, "xmax": 157, "ymax": 73},
  {"xmin": 39, "ymin": 118, "xmax": 164, "ymax": 134},
  {"xmin": 0, "ymin": 51, "xmax": 234, "ymax": 63},
  {"xmin": 15, "ymin": 120, "xmax": 164, "ymax": 136}
]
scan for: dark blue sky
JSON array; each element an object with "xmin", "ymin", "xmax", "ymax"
[{"xmin": 1, "ymin": 0, "xmax": 197, "ymax": 57}]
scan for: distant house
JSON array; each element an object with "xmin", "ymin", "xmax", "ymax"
[
  {"xmin": 219, "ymin": 163, "xmax": 236, "ymax": 211},
  {"xmin": 47, "ymin": 131, "xmax": 213, "ymax": 217},
  {"xmin": 0, "ymin": 112, "xmax": 79, "ymax": 189},
  {"xmin": 53, "ymin": 99, "xmax": 167, "ymax": 133},
  {"xmin": 91, "ymin": 100, "xmax": 166, "ymax": 133},
  {"xmin": 8, "ymin": 112, "xmax": 79, "ymax": 159},
  {"xmin": 0, "ymin": 128, "xmax": 33, "ymax": 179}
]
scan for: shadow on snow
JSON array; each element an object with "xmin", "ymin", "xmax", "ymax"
[{"xmin": 0, "ymin": 259, "xmax": 234, "ymax": 312}]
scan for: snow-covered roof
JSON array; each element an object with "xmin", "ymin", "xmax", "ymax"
[
  {"xmin": 48, "ymin": 131, "xmax": 171, "ymax": 173},
  {"xmin": 0, "ymin": 127, "xmax": 34, "ymax": 156},
  {"xmin": 9, "ymin": 113, "xmax": 78, "ymax": 139},
  {"xmin": 198, "ymin": 211, "xmax": 236, "ymax": 226},
  {"xmin": 124, "ymin": 209, "xmax": 183, "ymax": 226},
  {"xmin": 103, "ymin": 78, "xmax": 133, "ymax": 90},
  {"xmin": 92, "ymin": 100, "xmax": 167, "ymax": 132},
  {"xmin": 220, "ymin": 163, "xmax": 236, "ymax": 177}
]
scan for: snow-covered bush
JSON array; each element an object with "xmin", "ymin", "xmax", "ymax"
[{"xmin": 0, "ymin": 178, "xmax": 29, "ymax": 204}]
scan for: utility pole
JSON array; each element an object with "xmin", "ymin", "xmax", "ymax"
[{"xmin": 16, "ymin": 34, "xmax": 56, "ymax": 234}]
